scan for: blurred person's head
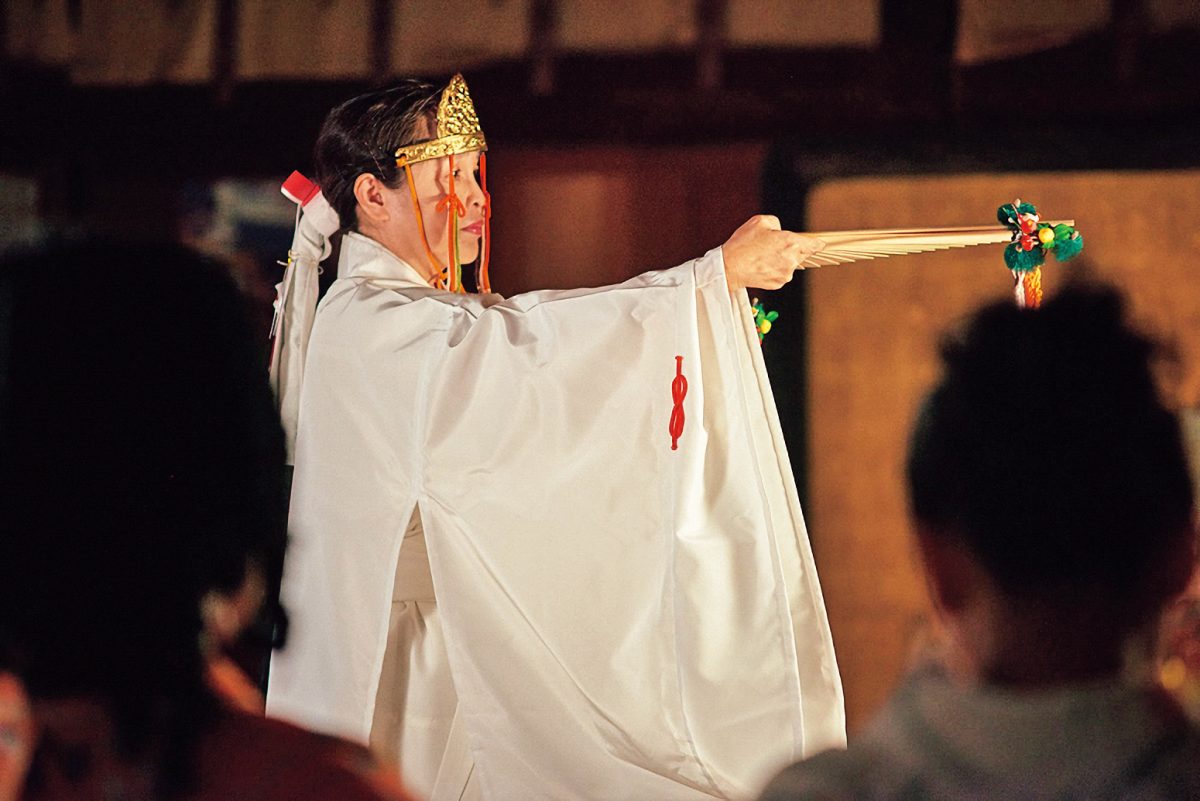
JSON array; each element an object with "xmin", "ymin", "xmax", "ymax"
[
  {"xmin": 0, "ymin": 239, "xmax": 287, "ymax": 790},
  {"xmin": 907, "ymin": 282, "xmax": 1196, "ymax": 686}
]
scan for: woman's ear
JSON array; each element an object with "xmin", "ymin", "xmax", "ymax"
[{"xmin": 352, "ymin": 173, "xmax": 389, "ymax": 227}]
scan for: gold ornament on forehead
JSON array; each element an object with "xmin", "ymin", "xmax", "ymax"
[{"xmin": 394, "ymin": 73, "xmax": 487, "ymax": 166}]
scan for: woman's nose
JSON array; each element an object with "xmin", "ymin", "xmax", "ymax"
[{"xmin": 463, "ymin": 173, "xmax": 484, "ymax": 209}]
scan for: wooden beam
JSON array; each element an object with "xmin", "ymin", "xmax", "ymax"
[
  {"xmin": 879, "ymin": 0, "xmax": 958, "ymax": 120},
  {"xmin": 1112, "ymin": 0, "xmax": 1146, "ymax": 87},
  {"xmin": 370, "ymin": 0, "xmax": 393, "ymax": 85},
  {"xmin": 213, "ymin": 0, "xmax": 238, "ymax": 105},
  {"xmin": 529, "ymin": 0, "xmax": 557, "ymax": 96},
  {"xmin": 695, "ymin": 0, "xmax": 727, "ymax": 93}
]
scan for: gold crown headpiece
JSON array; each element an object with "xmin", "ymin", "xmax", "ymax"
[{"xmin": 394, "ymin": 74, "xmax": 487, "ymax": 166}]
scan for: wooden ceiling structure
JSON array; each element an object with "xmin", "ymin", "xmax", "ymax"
[{"xmin": 3, "ymin": 1, "xmax": 1198, "ymax": 166}]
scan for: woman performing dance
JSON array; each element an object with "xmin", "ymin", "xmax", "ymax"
[{"xmin": 266, "ymin": 74, "xmax": 843, "ymax": 801}]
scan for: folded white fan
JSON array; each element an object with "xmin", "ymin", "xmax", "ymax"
[{"xmin": 801, "ymin": 222, "xmax": 1075, "ymax": 269}]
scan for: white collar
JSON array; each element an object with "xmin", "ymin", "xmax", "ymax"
[{"xmin": 339, "ymin": 231, "xmax": 433, "ymax": 287}]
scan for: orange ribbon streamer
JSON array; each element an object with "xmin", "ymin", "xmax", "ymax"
[
  {"xmin": 437, "ymin": 154, "xmax": 467, "ymax": 292},
  {"xmin": 478, "ymin": 152, "xmax": 493, "ymax": 294},
  {"xmin": 1022, "ymin": 267, "xmax": 1044, "ymax": 308},
  {"xmin": 399, "ymin": 157, "xmax": 447, "ymax": 290}
]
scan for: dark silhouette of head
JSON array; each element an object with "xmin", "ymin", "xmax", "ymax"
[
  {"xmin": 907, "ymin": 283, "xmax": 1195, "ymax": 639},
  {"xmin": 0, "ymin": 239, "xmax": 288, "ymax": 787}
]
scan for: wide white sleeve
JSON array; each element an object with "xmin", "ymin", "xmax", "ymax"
[
  {"xmin": 266, "ymin": 280, "xmax": 450, "ymax": 743},
  {"xmin": 421, "ymin": 249, "xmax": 844, "ymax": 801}
]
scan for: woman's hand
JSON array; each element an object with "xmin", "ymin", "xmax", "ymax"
[
  {"xmin": 0, "ymin": 673, "xmax": 34, "ymax": 801},
  {"xmin": 721, "ymin": 215, "xmax": 824, "ymax": 290}
]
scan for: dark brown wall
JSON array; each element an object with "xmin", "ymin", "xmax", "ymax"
[{"xmin": 487, "ymin": 143, "xmax": 768, "ymax": 295}]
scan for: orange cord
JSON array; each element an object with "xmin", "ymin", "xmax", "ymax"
[
  {"xmin": 478, "ymin": 152, "xmax": 492, "ymax": 294},
  {"xmin": 1023, "ymin": 267, "xmax": 1044, "ymax": 308},
  {"xmin": 436, "ymin": 153, "xmax": 467, "ymax": 293},
  {"xmin": 446, "ymin": 153, "xmax": 458, "ymax": 292},
  {"xmin": 399, "ymin": 157, "xmax": 447, "ymax": 290}
]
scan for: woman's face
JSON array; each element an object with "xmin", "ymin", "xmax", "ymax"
[{"xmin": 376, "ymin": 149, "xmax": 485, "ymax": 280}]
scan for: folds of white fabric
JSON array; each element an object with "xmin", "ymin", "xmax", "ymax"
[
  {"xmin": 267, "ymin": 233, "xmax": 844, "ymax": 800},
  {"xmin": 421, "ymin": 251, "xmax": 844, "ymax": 799}
]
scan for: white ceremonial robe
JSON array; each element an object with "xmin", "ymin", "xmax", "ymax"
[{"xmin": 266, "ymin": 231, "xmax": 845, "ymax": 801}]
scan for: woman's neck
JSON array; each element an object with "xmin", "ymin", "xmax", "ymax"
[{"xmin": 354, "ymin": 224, "xmax": 441, "ymax": 286}]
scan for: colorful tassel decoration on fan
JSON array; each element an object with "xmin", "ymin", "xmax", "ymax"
[{"xmin": 997, "ymin": 199, "xmax": 1084, "ymax": 308}]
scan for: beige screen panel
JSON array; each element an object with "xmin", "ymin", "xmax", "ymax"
[
  {"xmin": 727, "ymin": 0, "xmax": 880, "ymax": 49},
  {"xmin": 73, "ymin": 0, "xmax": 216, "ymax": 85},
  {"xmin": 238, "ymin": 0, "xmax": 371, "ymax": 81},
  {"xmin": 955, "ymin": 0, "xmax": 1108, "ymax": 65},
  {"xmin": 557, "ymin": 0, "xmax": 697, "ymax": 52},
  {"xmin": 391, "ymin": 0, "xmax": 529, "ymax": 74},
  {"xmin": 5, "ymin": 0, "xmax": 74, "ymax": 66},
  {"xmin": 806, "ymin": 170, "xmax": 1200, "ymax": 732}
]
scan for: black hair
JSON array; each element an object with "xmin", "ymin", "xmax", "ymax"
[
  {"xmin": 0, "ymin": 239, "xmax": 288, "ymax": 794},
  {"xmin": 314, "ymin": 79, "xmax": 440, "ymax": 230},
  {"xmin": 907, "ymin": 281, "xmax": 1193, "ymax": 605}
]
